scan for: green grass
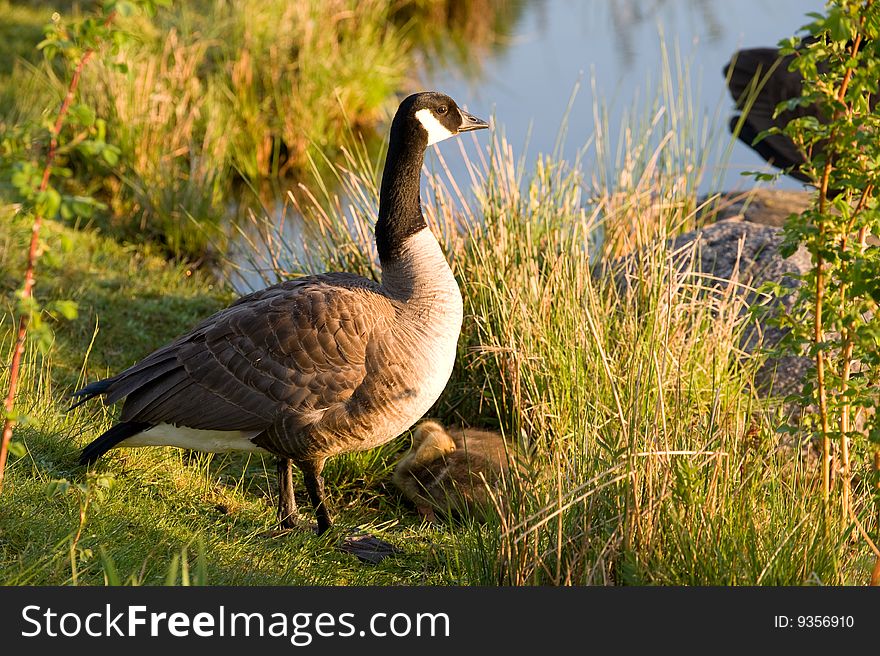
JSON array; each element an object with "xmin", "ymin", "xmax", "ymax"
[{"xmin": 3, "ymin": 149, "xmax": 876, "ymax": 585}]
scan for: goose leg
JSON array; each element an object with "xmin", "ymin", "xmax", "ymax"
[
  {"xmin": 298, "ymin": 459, "xmax": 401, "ymax": 564},
  {"xmin": 277, "ymin": 457, "xmax": 298, "ymax": 529},
  {"xmin": 300, "ymin": 460, "xmax": 333, "ymax": 535}
]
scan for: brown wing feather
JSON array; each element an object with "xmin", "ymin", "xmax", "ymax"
[{"xmin": 107, "ymin": 273, "xmax": 391, "ymax": 432}]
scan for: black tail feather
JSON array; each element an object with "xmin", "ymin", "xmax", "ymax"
[
  {"xmin": 68, "ymin": 378, "xmax": 114, "ymax": 412},
  {"xmin": 80, "ymin": 421, "xmax": 153, "ymax": 465}
]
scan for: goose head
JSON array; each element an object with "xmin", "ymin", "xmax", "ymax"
[
  {"xmin": 377, "ymin": 92, "xmax": 488, "ymax": 264},
  {"xmin": 393, "ymin": 91, "xmax": 489, "ymax": 148}
]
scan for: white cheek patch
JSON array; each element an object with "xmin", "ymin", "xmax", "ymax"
[{"xmin": 415, "ymin": 108, "xmax": 454, "ymax": 146}]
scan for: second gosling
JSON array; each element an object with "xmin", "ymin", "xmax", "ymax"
[{"xmin": 393, "ymin": 420, "xmax": 523, "ymax": 522}]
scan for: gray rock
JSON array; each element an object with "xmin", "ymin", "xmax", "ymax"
[
  {"xmin": 600, "ymin": 188, "xmax": 815, "ymax": 401},
  {"xmin": 699, "ymin": 188, "xmax": 813, "ymax": 228},
  {"xmin": 669, "ymin": 216, "xmax": 811, "ymax": 399}
]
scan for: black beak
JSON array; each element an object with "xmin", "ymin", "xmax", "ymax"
[{"xmin": 459, "ymin": 110, "xmax": 489, "ymax": 132}]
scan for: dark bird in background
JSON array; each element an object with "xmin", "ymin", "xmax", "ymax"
[
  {"xmin": 724, "ymin": 45, "xmax": 817, "ymax": 183},
  {"xmin": 725, "ymin": 37, "xmax": 879, "ymax": 186},
  {"xmin": 70, "ymin": 91, "xmax": 489, "ymax": 563}
]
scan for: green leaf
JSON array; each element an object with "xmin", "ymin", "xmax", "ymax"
[
  {"xmin": 38, "ymin": 43, "xmax": 59, "ymax": 62},
  {"xmin": 98, "ymin": 546, "xmax": 121, "ymax": 586},
  {"xmin": 69, "ymin": 104, "xmax": 96, "ymax": 127},
  {"xmin": 93, "ymin": 473, "xmax": 115, "ymax": 490},
  {"xmin": 49, "ymin": 299, "xmax": 79, "ymax": 321},
  {"xmin": 42, "ymin": 248, "xmax": 62, "ymax": 268},
  {"xmin": 46, "ymin": 479, "xmax": 71, "ymax": 497},
  {"xmin": 7, "ymin": 441, "xmax": 27, "ymax": 458},
  {"xmin": 70, "ymin": 195, "xmax": 107, "ymax": 217},
  {"xmin": 826, "ymin": 7, "xmax": 853, "ymax": 41},
  {"xmin": 16, "ymin": 293, "xmax": 40, "ymax": 318},
  {"xmin": 868, "ymin": 418, "xmax": 880, "ymax": 445},
  {"xmin": 36, "ymin": 188, "xmax": 62, "ymax": 220},
  {"xmin": 59, "ymin": 233, "xmax": 74, "ymax": 253},
  {"xmin": 101, "ymin": 146, "xmax": 120, "ymax": 166},
  {"xmin": 10, "ymin": 162, "xmax": 38, "ymax": 197},
  {"xmin": 778, "ymin": 241, "xmax": 798, "ymax": 258}
]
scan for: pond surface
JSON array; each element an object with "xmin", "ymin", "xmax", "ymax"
[{"xmin": 417, "ymin": 0, "xmax": 824, "ymax": 195}]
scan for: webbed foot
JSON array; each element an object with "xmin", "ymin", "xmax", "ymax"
[{"xmin": 337, "ymin": 533, "xmax": 402, "ymax": 564}]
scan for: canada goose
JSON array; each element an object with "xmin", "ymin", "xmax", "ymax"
[
  {"xmin": 724, "ymin": 42, "xmax": 877, "ymax": 184},
  {"xmin": 392, "ymin": 420, "xmax": 524, "ymax": 522},
  {"xmin": 71, "ymin": 91, "xmax": 489, "ymax": 562}
]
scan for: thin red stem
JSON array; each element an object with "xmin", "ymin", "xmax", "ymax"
[{"xmin": 0, "ymin": 11, "xmax": 115, "ymax": 493}]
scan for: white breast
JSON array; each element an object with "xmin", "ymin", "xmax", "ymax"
[{"xmin": 373, "ymin": 228, "xmax": 464, "ymax": 443}]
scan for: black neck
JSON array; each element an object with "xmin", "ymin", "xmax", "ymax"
[{"xmin": 376, "ymin": 120, "xmax": 428, "ymax": 264}]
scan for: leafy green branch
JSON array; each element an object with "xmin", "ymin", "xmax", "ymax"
[
  {"xmin": 0, "ymin": 0, "xmax": 168, "ymax": 493},
  {"xmin": 756, "ymin": 0, "xmax": 880, "ymax": 581}
]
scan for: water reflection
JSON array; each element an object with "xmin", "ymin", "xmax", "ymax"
[
  {"xmin": 608, "ymin": 0, "xmax": 724, "ymax": 66},
  {"xmin": 398, "ymin": 0, "xmax": 527, "ymax": 77},
  {"xmin": 227, "ymin": 197, "xmax": 309, "ymax": 293},
  {"xmin": 419, "ymin": 0, "xmax": 824, "ymax": 194}
]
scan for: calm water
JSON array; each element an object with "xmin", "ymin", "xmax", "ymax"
[
  {"xmin": 417, "ymin": 0, "xmax": 824, "ymax": 194},
  {"xmin": 233, "ymin": 0, "xmax": 825, "ymax": 289}
]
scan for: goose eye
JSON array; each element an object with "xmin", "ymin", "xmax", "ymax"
[{"xmin": 437, "ymin": 105, "xmax": 448, "ymax": 115}]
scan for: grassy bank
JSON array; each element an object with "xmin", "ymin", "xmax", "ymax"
[
  {"xmin": 3, "ymin": 185, "xmax": 876, "ymax": 585},
  {"xmin": 0, "ymin": 208, "xmax": 468, "ymax": 585},
  {"xmin": 4, "ymin": 125, "xmax": 874, "ymax": 583}
]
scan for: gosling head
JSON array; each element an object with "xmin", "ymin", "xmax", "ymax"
[
  {"xmin": 394, "ymin": 91, "xmax": 489, "ymax": 147},
  {"xmin": 410, "ymin": 420, "xmax": 457, "ymax": 463}
]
